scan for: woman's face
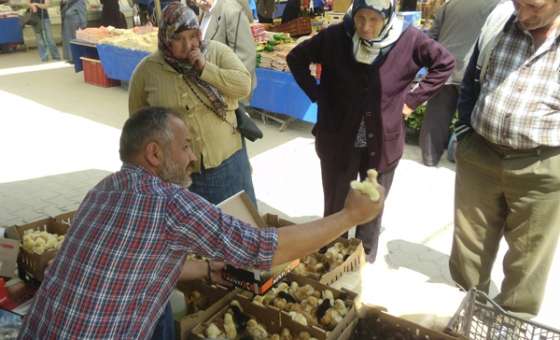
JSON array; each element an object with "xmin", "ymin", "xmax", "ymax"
[
  {"xmin": 354, "ymin": 8, "xmax": 385, "ymax": 40},
  {"xmin": 170, "ymin": 29, "xmax": 201, "ymax": 60}
]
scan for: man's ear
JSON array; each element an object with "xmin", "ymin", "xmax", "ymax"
[{"xmin": 145, "ymin": 142, "xmax": 164, "ymax": 168}]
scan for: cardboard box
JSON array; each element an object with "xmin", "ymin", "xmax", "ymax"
[
  {"xmin": 6, "ymin": 218, "xmax": 69, "ymax": 282},
  {"xmin": 191, "ymin": 294, "xmax": 279, "ymax": 339},
  {"xmin": 191, "ymin": 294, "xmax": 341, "ymax": 340},
  {"xmin": 293, "ymin": 237, "xmax": 365, "ymax": 286},
  {"xmin": 53, "ymin": 210, "xmax": 76, "ymax": 226},
  {"xmin": 347, "ymin": 305, "xmax": 462, "ymax": 339},
  {"xmin": 174, "ymin": 280, "xmax": 238, "ymax": 340},
  {"xmin": 275, "ymin": 273, "xmax": 359, "ymax": 340},
  {"xmin": 0, "ymin": 239, "xmax": 19, "ymax": 278},
  {"xmin": 217, "ymin": 192, "xmax": 300, "ymax": 295}
]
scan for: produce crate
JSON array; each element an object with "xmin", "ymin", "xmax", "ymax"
[
  {"xmin": 7, "ymin": 218, "xmax": 69, "ymax": 283},
  {"xmin": 269, "ymin": 17, "xmax": 312, "ymax": 37},
  {"xmin": 347, "ymin": 305, "xmax": 460, "ymax": 340},
  {"xmin": 80, "ymin": 57, "xmax": 120, "ymax": 88},
  {"xmin": 446, "ymin": 289, "xmax": 560, "ymax": 340}
]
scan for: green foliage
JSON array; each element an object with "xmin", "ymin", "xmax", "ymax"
[
  {"xmin": 405, "ymin": 104, "xmax": 458, "ymax": 132},
  {"xmin": 406, "ymin": 105, "xmax": 426, "ymax": 131}
]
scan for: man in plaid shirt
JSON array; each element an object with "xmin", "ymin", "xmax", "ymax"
[
  {"xmin": 18, "ymin": 107, "xmax": 384, "ymax": 339},
  {"xmin": 450, "ymin": 0, "xmax": 560, "ymax": 318}
]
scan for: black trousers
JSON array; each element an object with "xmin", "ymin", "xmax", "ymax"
[
  {"xmin": 320, "ymin": 147, "xmax": 397, "ymax": 263},
  {"xmin": 419, "ymin": 84, "xmax": 460, "ymax": 166}
]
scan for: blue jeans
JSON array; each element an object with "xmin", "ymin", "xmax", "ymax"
[
  {"xmin": 33, "ymin": 18, "xmax": 61, "ymax": 61},
  {"xmin": 151, "ymin": 303, "xmax": 175, "ymax": 340},
  {"xmin": 61, "ymin": 8, "xmax": 87, "ymax": 61},
  {"xmin": 189, "ymin": 145, "xmax": 257, "ymax": 206}
]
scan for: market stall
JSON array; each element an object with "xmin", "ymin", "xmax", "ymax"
[{"xmin": 0, "ymin": 16, "xmax": 23, "ymax": 45}]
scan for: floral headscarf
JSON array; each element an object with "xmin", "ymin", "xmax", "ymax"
[
  {"xmin": 343, "ymin": 0, "xmax": 407, "ymax": 64},
  {"xmin": 158, "ymin": 2, "xmax": 227, "ymax": 119}
]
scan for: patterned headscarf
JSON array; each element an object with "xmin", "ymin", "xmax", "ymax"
[
  {"xmin": 343, "ymin": 0, "xmax": 406, "ymax": 64},
  {"xmin": 158, "ymin": 2, "xmax": 227, "ymax": 119}
]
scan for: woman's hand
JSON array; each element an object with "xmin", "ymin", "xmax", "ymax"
[
  {"xmin": 402, "ymin": 104, "xmax": 413, "ymax": 119},
  {"xmin": 188, "ymin": 48, "xmax": 206, "ymax": 72}
]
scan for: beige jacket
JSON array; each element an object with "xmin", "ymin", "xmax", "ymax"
[
  {"xmin": 202, "ymin": 0, "xmax": 257, "ymax": 96},
  {"xmin": 128, "ymin": 40, "xmax": 251, "ymax": 172}
]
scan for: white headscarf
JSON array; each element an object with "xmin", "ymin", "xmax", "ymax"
[{"xmin": 346, "ymin": 0, "xmax": 405, "ymax": 64}]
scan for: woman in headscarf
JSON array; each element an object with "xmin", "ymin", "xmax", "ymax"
[
  {"xmin": 129, "ymin": 2, "xmax": 256, "ymax": 206},
  {"xmin": 287, "ymin": 0, "xmax": 454, "ymax": 263}
]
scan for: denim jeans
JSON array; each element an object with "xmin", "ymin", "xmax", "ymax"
[
  {"xmin": 150, "ymin": 303, "xmax": 175, "ymax": 340},
  {"xmin": 61, "ymin": 7, "xmax": 87, "ymax": 61},
  {"xmin": 33, "ymin": 18, "xmax": 61, "ymax": 61},
  {"xmin": 189, "ymin": 145, "xmax": 257, "ymax": 206}
]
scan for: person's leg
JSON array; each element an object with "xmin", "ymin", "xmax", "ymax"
[
  {"xmin": 449, "ymin": 133, "xmax": 506, "ymax": 294},
  {"xmin": 355, "ymin": 162, "xmax": 397, "ymax": 263},
  {"xmin": 42, "ymin": 18, "xmax": 61, "ymax": 60},
  {"xmin": 495, "ymin": 147, "xmax": 560, "ymax": 316},
  {"xmin": 33, "ymin": 22, "xmax": 48, "ymax": 62},
  {"xmin": 419, "ymin": 85, "xmax": 459, "ymax": 166},
  {"xmin": 62, "ymin": 11, "xmax": 79, "ymax": 61},
  {"xmin": 189, "ymin": 147, "xmax": 256, "ymax": 206},
  {"xmin": 238, "ymin": 137, "xmax": 257, "ymax": 206},
  {"xmin": 320, "ymin": 148, "xmax": 363, "ymax": 218},
  {"xmin": 150, "ymin": 303, "xmax": 175, "ymax": 340}
]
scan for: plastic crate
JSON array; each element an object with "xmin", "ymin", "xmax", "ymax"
[
  {"xmin": 80, "ymin": 57, "xmax": 120, "ymax": 87},
  {"xmin": 446, "ymin": 289, "xmax": 560, "ymax": 340}
]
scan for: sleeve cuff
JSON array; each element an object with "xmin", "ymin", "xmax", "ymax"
[
  {"xmin": 200, "ymin": 62, "xmax": 219, "ymax": 83},
  {"xmin": 254, "ymin": 227, "xmax": 279, "ymax": 271}
]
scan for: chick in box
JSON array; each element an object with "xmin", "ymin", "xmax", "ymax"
[{"xmin": 22, "ymin": 229, "xmax": 64, "ymax": 255}]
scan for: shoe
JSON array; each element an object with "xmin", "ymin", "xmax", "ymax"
[
  {"xmin": 422, "ymin": 159, "xmax": 439, "ymax": 167},
  {"xmin": 365, "ymin": 250, "xmax": 377, "ymax": 264}
]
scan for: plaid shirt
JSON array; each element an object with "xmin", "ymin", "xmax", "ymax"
[
  {"xmin": 471, "ymin": 19, "xmax": 560, "ymax": 149},
  {"xmin": 18, "ymin": 164, "xmax": 278, "ymax": 340}
]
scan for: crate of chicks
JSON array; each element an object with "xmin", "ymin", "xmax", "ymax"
[
  {"xmin": 175, "ymin": 279, "xmax": 238, "ymax": 340},
  {"xmin": 193, "ymin": 296, "xmax": 329, "ymax": 340},
  {"xmin": 249, "ymin": 274, "xmax": 358, "ymax": 340},
  {"xmin": 347, "ymin": 305, "xmax": 459, "ymax": 340},
  {"xmin": 7, "ymin": 217, "xmax": 69, "ymax": 282},
  {"xmin": 292, "ymin": 238, "xmax": 365, "ymax": 286}
]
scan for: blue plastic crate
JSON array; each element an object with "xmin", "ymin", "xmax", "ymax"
[
  {"xmin": 96, "ymin": 44, "xmax": 150, "ymax": 82},
  {"xmin": 250, "ymin": 68, "xmax": 317, "ymax": 124}
]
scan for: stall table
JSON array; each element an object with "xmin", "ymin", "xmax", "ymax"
[
  {"xmin": 96, "ymin": 44, "xmax": 150, "ymax": 82},
  {"xmin": 0, "ymin": 17, "xmax": 24, "ymax": 46},
  {"xmin": 69, "ymin": 40, "xmax": 99, "ymax": 72},
  {"xmin": 250, "ymin": 67, "xmax": 317, "ymax": 129}
]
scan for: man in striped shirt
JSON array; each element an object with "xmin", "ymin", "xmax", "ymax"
[
  {"xmin": 18, "ymin": 107, "xmax": 385, "ymax": 339},
  {"xmin": 451, "ymin": 0, "xmax": 560, "ymax": 318}
]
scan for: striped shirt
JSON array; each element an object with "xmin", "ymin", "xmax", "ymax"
[
  {"xmin": 18, "ymin": 163, "xmax": 278, "ymax": 340},
  {"xmin": 471, "ymin": 19, "xmax": 560, "ymax": 149}
]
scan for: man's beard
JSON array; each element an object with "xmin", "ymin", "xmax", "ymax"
[{"xmin": 159, "ymin": 156, "xmax": 192, "ymax": 187}]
